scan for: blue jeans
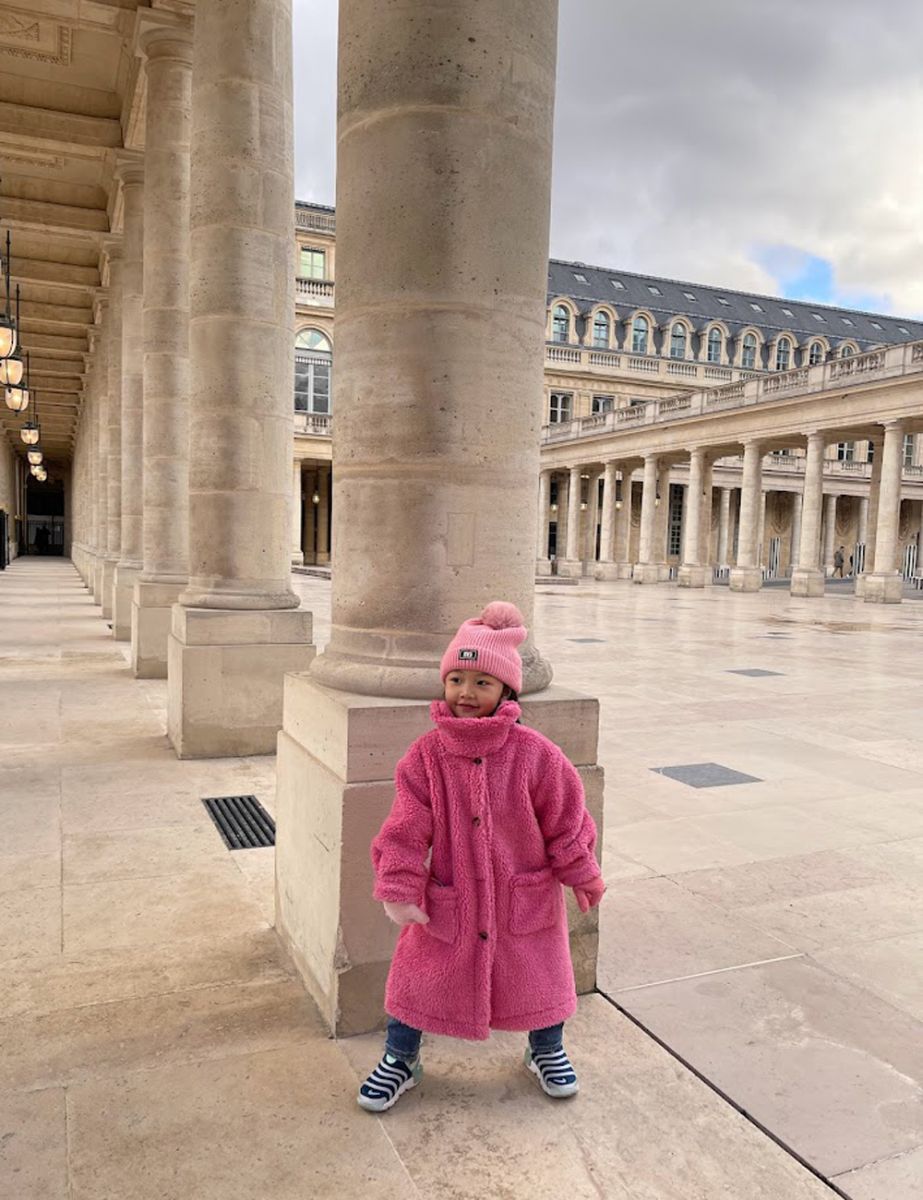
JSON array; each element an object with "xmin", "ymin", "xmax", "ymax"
[{"xmin": 385, "ymin": 1016, "xmax": 564, "ymax": 1064}]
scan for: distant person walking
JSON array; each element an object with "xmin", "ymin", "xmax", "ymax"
[{"xmin": 833, "ymin": 545, "xmax": 845, "ymax": 578}]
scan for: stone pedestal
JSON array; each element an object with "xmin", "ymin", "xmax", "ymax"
[
  {"xmin": 633, "ymin": 563, "xmax": 663, "ymax": 585},
  {"xmin": 555, "ymin": 558, "xmax": 583, "ymax": 578},
  {"xmin": 113, "ymin": 564, "xmax": 140, "ymax": 641},
  {"xmin": 168, "ymin": 606, "xmax": 316, "ymax": 758},
  {"xmin": 536, "ymin": 559, "xmax": 553, "ymax": 576},
  {"xmin": 790, "ymin": 568, "xmax": 825, "ymax": 597},
  {"xmin": 131, "ymin": 580, "xmax": 184, "ymax": 678},
  {"xmin": 729, "ymin": 565, "xmax": 763, "ymax": 592},
  {"xmin": 862, "ymin": 572, "xmax": 903, "ymax": 604},
  {"xmin": 594, "ymin": 561, "xmax": 621, "ymax": 581},
  {"xmin": 678, "ymin": 564, "xmax": 709, "ymax": 588},
  {"xmin": 275, "ymin": 678, "xmax": 603, "ymax": 1036}
]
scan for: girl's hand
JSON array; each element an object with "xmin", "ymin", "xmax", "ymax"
[
  {"xmin": 383, "ymin": 900, "xmax": 429, "ymax": 927},
  {"xmin": 573, "ymin": 877, "xmax": 606, "ymax": 913}
]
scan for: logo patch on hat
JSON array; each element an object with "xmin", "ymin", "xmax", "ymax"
[{"xmin": 458, "ymin": 648, "xmax": 478, "ymax": 661}]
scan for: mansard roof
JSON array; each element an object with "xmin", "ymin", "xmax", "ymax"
[{"xmin": 547, "ymin": 259, "xmax": 923, "ymax": 349}]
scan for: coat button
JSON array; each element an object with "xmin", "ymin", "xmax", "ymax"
[
  {"xmin": 472, "ymin": 816, "xmax": 481, "ymax": 827},
  {"xmin": 479, "ymin": 930, "xmax": 489, "ymax": 940},
  {"xmin": 473, "ymin": 757, "xmax": 482, "ymax": 764}
]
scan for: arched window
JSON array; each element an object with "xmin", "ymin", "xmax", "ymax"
[
  {"xmin": 809, "ymin": 341, "xmax": 824, "ymax": 366},
  {"xmin": 552, "ymin": 305, "xmax": 570, "ymax": 343},
  {"xmin": 707, "ymin": 328, "xmax": 722, "ymax": 364},
  {"xmin": 294, "ymin": 329, "xmax": 332, "ymax": 413},
  {"xmin": 741, "ymin": 333, "xmax": 757, "ymax": 369},
  {"xmin": 631, "ymin": 315, "xmax": 649, "ymax": 354},
  {"xmin": 775, "ymin": 336, "xmax": 791, "ymax": 371},
  {"xmin": 840, "ymin": 344, "xmax": 854, "ymax": 358},
  {"xmin": 592, "ymin": 310, "xmax": 610, "ymax": 348},
  {"xmin": 670, "ymin": 322, "xmax": 686, "ymax": 359}
]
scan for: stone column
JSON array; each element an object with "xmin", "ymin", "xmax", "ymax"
[
  {"xmin": 276, "ymin": 0, "xmax": 602, "ymax": 1036},
  {"xmin": 789, "ymin": 492, "xmax": 803, "ymax": 577},
  {"xmin": 614, "ymin": 467, "xmax": 634, "ymax": 578},
  {"xmin": 291, "ymin": 460, "xmax": 304, "ymax": 566},
  {"xmin": 856, "ymin": 496, "xmax": 869, "ymax": 575},
  {"xmin": 584, "ymin": 468, "xmax": 601, "ymax": 569},
  {"xmin": 791, "ymin": 432, "xmax": 826, "ymax": 597},
  {"xmin": 557, "ymin": 465, "xmax": 583, "ymax": 577},
  {"xmin": 678, "ymin": 447, "xmax": 707, "ymax": 588},
  {"xmin": 729, "ymin": 441, "xmax": 763, "ymax": 591},
  {"xmin": 113, "ymin": 160, "xmax": 145, "ymax": 641},
  {"xmin": 132, "ymin": 20, "xmax": 193, "ymax": 679},
  {"xmin": 757, "ymin": 489, "xmax": 768, "ymax": 568},
  {"xmin": 167, "ymin": 0, "xmax": 315, "ymax": 757},
  {"xmin": 717, "ymin": 486, "xmax": 731, "ymax": 565},
  {"xmin": 822, "ymin": 493, "xmax": 838, "ymax": 575},
  {"xmin": 90, "ymin": 309, "xmax": 109, "ymax": 605},
  {"xmin": 536, "ymin": 468, "xmax": 552, "ymax": 575},
  {"xmin": 864, "ymin": 421, "xmax": 905, "ymax": 604},
  {"xmin": 701, "ymin": 458, "xmax": 715, "ymax": 568},
  {"xmin": 856, "ymin": 440, "xmax": 882, "ymax": 595},
  {"xmin": 635, "ymin": 452, "xmax": 660, "ymax": 583},
  {"xmin": 595, "ymin": 461, "xmax": 618, "ymax": 579},
  {"xmin": 315, "ymin": 464, "xmax": 330, "ymax": 564},
  {"xmin": 103, "ymin": 245, "xmax": 123, "ymax": 620}
]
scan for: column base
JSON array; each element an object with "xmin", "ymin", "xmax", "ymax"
[
  {"xmin": 633, "ymin": 563, "xmax": 665, "ymax": 585},
  {"xmin": 854, "ymin": 573, "xmax": 869, "ymax": 598},
  {"xmin": 594, "ymin": 561, "xmax": 621, "ymax": 581},
  {"xmin": 275, "ymin": 679, "xmax": 604, "ymax": 1036},
  {"xmin": 101, "ymin": 558, "xmax": 116, "ymax": 619},
  {"xmin": 536, "ymin": 558, "xmax": 553, "ymax": 577},
  {"xmin": 790, "ymin": 568, "xmax": 825, "ymax": 598},
  {"xmin": 728, "ymin": 566, "xmax": 763, "ymax": 592},
  {"xmin": 862, "ymin": 572, "xmax": 903, "ymax": 604},
  {"xmin": 554, "ymin": 558, "xmax": 583, "ymax": 578},
  {"xmin": 113, "ymin": 564, "xmax": 141, "ymax": 640},
  {"xmin": 291, "ymin": 551, "xmax": 304, "ymax": 566},
  {"xmin": 131, "ymin": 579, "xmax": 185, "ymax": 678},
  {"xmin": 167, "ymin": 604, "xmax": 316, "ymax": 758},
  {"xmin": 677, "ymin": 564, "xmax": 709, "ymax": 589}
]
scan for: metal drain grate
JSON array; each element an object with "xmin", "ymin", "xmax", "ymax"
[{"xmin": 203, "ymin": 794, "xmax": 275, "ymax": 849}]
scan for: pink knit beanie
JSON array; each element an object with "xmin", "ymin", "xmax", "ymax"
[{"xmin": 440, "ymin": 601, "xmax": 527, "ymax": 694}]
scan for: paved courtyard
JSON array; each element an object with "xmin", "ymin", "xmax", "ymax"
[{"xmin": 1, "ymin": 559, "xmax": 921, "ymax": 1198}]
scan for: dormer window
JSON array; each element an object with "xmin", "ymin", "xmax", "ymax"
[
  {"xmin": 707, "ymin": 327, "xmax": 722, "ymax": 364},
  {"xmin": 809, "ymin": 341, "xmax": 824, "ymax": 365},
  {"xmin": 592, "ymin": 310, "xmax": 610, "ymax": 348},
  {"xmin": 775, "ymin": 336, "xmax": 792, "ymax": 371},
  {"xmin": 631, "ymin": 314, "xmax": 650, "ymax": 354},
  {"xmin": 647, "ymin": 285, "xmax": 662, "ymax": 296},
  {"xmin": 573, "ymin": 273, "xmax": 587, "ymax": 283},
  {"xmin": 552, "ymin": 304, "xmax": 570, "ymax": 343},
  {"xmin": 670, "ymin": 323, "xmax": 686, "ymax": 358}
]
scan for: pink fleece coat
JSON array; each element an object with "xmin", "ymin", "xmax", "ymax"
[{"xmin": 371, "ymin": 700, "xmax": 600, "ymax": 1040}]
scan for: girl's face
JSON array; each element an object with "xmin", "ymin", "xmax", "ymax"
[{"xmin": 444, "ymin": 670, "xmax": 507, "ymax": 719}]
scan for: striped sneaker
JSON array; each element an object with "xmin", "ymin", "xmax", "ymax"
[
  {"xmin": 525, "ymin": 1045, "xmax": 579, "ymax": 1098},
  {"xmin": 357, "ymin": 1053, "xmax": 422, "ymax": 1112}
]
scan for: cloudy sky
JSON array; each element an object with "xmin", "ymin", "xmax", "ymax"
[{"xmin": 293, "ymin": 0, "xmax": 923, "ymax": 317}]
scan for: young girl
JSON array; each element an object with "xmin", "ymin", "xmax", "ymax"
[{"xmin": 358, "ymin": 601, "xmax": 605, "ymax": 1112}]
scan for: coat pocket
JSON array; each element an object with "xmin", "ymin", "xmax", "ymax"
[
  {"xmin": 423, "ymin": 881, "xmax": 458, "ymax": 944},
  {"xmin": 509, "ymin": 867, "xmax": 561, "ymax": 936}
]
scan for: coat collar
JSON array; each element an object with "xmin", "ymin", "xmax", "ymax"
[{"xmin": 430, "ymin": 699, "xmax": 521, "ymax": 756}]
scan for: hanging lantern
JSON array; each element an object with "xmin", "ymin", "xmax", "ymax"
[
  {"xmin": 312, "ymin": 489, "xmax": 320, "ymax": 505},
  {"xmin": 4, "ymin": 379, "xmax": 28, "ymax": 412},
  {"xmin": 35, "ymin": 467, "xmax": 47, "ymax": 482},
  {"xmin": 27, "ymin": 447, "xmax": 43, "ymax": 466},
  {"xmin": 0, "ymin": 348, "xmax": 23, "ymax": 386},
  {"xmin": 4, "ymin": 350, "xmax": 29, "ymax": 412},
  {"xmin": 30, "ymin": 462, "xmax": 41, "ymax": 477},
  {"xmin": 20, "ymin": 421, "xmax": 39, "ymax": 445}
]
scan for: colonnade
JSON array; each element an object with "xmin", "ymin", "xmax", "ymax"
[
  {"xmin": 291, "ymin": 460, "xmax": 331, "ymax": 566},
  {"xmin": 70, "ymin": 0, "xmax": 316, "ymax": 755},
  {"xmin": 537, "ymin": 422, "xmax": 915, "ymax": 602}
]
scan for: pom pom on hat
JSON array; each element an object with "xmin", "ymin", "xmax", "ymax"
[
  {"xmin": 477, "ymin": 601, "xmax": 524, "ymax": 630},
  {"xmin": 440, "ymin": 600, "xmax": 527, "ymax": 694}
]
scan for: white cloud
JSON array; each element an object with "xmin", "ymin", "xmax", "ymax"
[{"xmin": 292, "ymin": 0, "xmax": 923, "ymax": 316}]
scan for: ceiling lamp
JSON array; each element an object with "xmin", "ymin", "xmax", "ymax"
[
  {"xmin": 4, "ymin": 350, "xmax": 29, "ymax": 412},
  {"xmin": 0, "ymin": 232, "xmax": 17, "ymax": 360},
  {"xmin": 35, "ymin": 466, "xmax": 47, "ymax": 482},
  {"xmin": 27, "ymin": 447, "xmax": 43, "ymax": 466},
  {"xmin": 20, "ymin": 420, "xmax": 39, "ymax": 445},
  {"xmin": 0, "ymin": 285, "xmax": 22, "ymax": 384}
]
